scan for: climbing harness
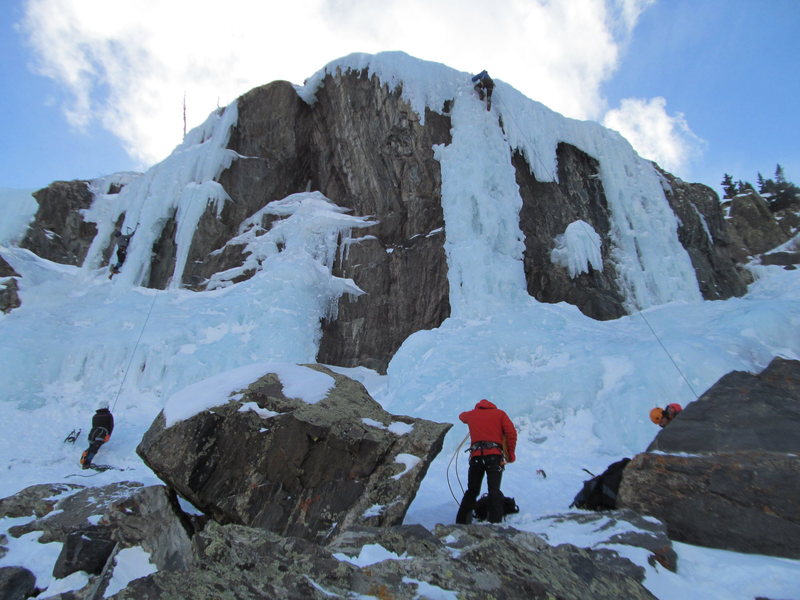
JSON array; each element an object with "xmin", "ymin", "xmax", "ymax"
[{"xmin": 467, "ymin": 441, "xmax": 503, "ymax": 454}]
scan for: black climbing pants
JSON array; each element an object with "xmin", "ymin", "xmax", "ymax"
[
  {"xmin": 456, "ymin": 454, "xmax": 504, "ymax": 524},
  {"xmin": 82, "ymin": 427, "xmax": 109, "ymax": 465}
]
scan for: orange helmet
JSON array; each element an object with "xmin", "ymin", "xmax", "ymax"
[{"xmin": 649, "ymin": 407, "xmax": 664, "ymax": 424}]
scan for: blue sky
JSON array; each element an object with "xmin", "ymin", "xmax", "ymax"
[{"xmin": 1, "ymin": 0, "xmax": 798, "ymax": 195}]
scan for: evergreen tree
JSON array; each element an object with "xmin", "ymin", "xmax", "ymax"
[
  {"xmin": 721, "ymin": 173, "xmax": 736, "ymax": 199},
  {"xmin": 757, "ymin": 172, "xmax": 766, "ymax": 193},
  {"xmin": 775, "ymin": 164, "xmax": 786, "ymax": 184},
  {"xmin": 735, "ymin": 180, "xmax": 754, "ymax": 194}
]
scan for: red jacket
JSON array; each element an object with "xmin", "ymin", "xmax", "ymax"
[{"xmin": 460, "ymin": 399, "xmax": 517, "ymax": 462}]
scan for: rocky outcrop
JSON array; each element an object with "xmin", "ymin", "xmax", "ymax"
[
  {"xmin": 0, "ymin": 482, "xmax": 82, "ymax": 519},
  {"xmin": 20, "ymin": 180, "xmax": 97, "ymax": 266},
  {"xmin": 761, "ymin": 250, "xmax": 800, "ymax": 268},
  {"xmin": 0, "ymin": 482, "xmax": 193, "ymax": 597},
  {"xmin": 111, "ymin": 521, "xmax": 656, "ymax": 600},
  {"xmin": 659, "ymin": 170, "xmax": 751, "ymax": 299},
  {"xmin": 619, "ymin": 357, "xmax": 800, "ymax": 558},
  {"xmin": 725, "ymin": 190, "xmax": 790, "ymax": 256},
  {"xmin": 544, "ymin": 509, "xmax": 677, "ymax": 572},
  {"xmin": 137, "ymin": 364, "xmax": 451, "ymax": 544},
  {"xmin": 0, "ymin": 253, "xmax": 22, "ymax": 314}
]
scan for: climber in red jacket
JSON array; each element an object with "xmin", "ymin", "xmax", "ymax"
[{"xmin": 455, "ymin": 399, "xmax": 517, "ymax": 524}]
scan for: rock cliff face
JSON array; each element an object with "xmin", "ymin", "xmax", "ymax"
[
  {"xmin": 658, "ymin": 170, "xmax": 751, "ymax": 298},
  {"xmin": 179, "ymin": 74, "xmax": 453, "ymax": 373},
  {"xmin": 515, "ymin": 143, "xmax": 627, "ymax": 320},
  {"xmin": 619, "ymin": 357, "xmax": 800, "ymax": 558},
  {"xmin": 14, "ymin": 68, "xmax": 769, "ymax": 372}
]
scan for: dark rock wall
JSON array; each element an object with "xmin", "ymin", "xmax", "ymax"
[
  {"xmin": 193, "ymin": 73, "xmax": 452, "ymax": 373},
  {"xmin": 658, "ymin": 170, "xmax": 751, "ymax": 299},
  {"xmin": 21, "ymin": 180, "xmax": 96, "ymax": 266},
  {"xmin": 308, "ymin": 73, "xmax": 452, "ymax": 372},
  {"xmin": 515, "ymin": 143, "xmax": 627, "ymax": 320}
]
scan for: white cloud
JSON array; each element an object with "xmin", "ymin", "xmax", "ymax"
[
  {"xmin": 22, "ymin": 0, "xmax": 655, "ymax": 168},
  {"xmin": 603, "ymin": 96, "xmax": 705, "ymax": 176}
]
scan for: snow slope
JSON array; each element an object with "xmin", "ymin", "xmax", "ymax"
[{"xmin": 1, "ymin": 52, "xmax": 799, "ymax": 599}]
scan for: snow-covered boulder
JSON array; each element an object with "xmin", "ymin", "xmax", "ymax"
[
  {"xmin": 0, "ymin": 482, "xmax": 193, "ymax": 596},
  {"xmin": 619, "ymin": 357, "xmax": 800, "ymax": 558},
  {"xmin": 136, "ymin": 363, "xmax": 451, "ymax": 543}
]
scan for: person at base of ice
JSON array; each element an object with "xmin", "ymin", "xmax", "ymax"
[
  {"xmin": 80, "ymin": 402, "xmax": 114, "ymax": 469},
  {"xmin": 471, "ymin": 70, "xmax": 495, "ymax": 110},
  {"xmin": 455, "ymin": 398, "xmax": 517, "ymax": 524},
  {"xmin": 110, "ymin": 228, "xmax": 135, "ymax": 275},
  {"xmin": 649, "ymin": 402, "xmax": 682, "ymax": 428}
]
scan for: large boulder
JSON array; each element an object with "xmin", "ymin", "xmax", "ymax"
[
  {"xmin": 619, "ymin": 357, "xmax": 800, "ymax": 558},
  {"xmin": 110, "ymin": 521, "xmax": 656, "ymax": 600},
  {"xmin": 137, "ymin": 364, "xmax": 451, "ymax": 543}
]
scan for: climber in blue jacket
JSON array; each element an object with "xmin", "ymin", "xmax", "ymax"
[{"xmin": 471, "ymin": 70, "xmax": 495, "ymax": 110}]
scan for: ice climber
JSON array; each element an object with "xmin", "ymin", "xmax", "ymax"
[
  {"xmin": 471, "ymin": 70, "xmax": 495, "ymax": 110},
  {"xmin": 650, "ymin": 403, "xmax": 682, "ymax": 428},
  {"xmin": 455, "ymin": 398, "xmax": 517, "ymax": 524},
  {"xmin": 110, "ymin": 227, "xmax": 135, "ymax": 276},
  {"xmin": 80, "ymin": 402, "xmax": 114, "ymax": 468}
]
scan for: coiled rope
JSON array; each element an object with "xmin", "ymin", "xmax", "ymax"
[{"xmin": 445, "ymin": 434, "xmax": 469, "ymax": 505}]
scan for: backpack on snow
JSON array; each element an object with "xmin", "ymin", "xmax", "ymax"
[
  {"xmin": 473, "ymin": 494, "xmax": 520, "ymax": 521},
  {"xmin": 570, "ymin": 457, "xmax": 631, "ymax": 511}
]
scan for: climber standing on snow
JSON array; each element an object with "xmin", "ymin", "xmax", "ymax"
[
  {"xmin": 456, "ymin": 398, "xmax": 517, "ymax": 524},
  {"xmin": 80, "ymin": 402, "xmax": 114, "ymax": 469},
  {"xmin": 471, "ymin": 70, "xmax": 495, "ymax": 110}
]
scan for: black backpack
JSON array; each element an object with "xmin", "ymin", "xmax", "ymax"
[
  {"xmin": 570, "ymin": 457, "xmax": 631, "ymax": 511},
  {"xmin": 473, "ymin": 494, "xmax": 520, "ymax": 521}
]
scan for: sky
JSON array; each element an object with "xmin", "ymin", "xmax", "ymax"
[
  {"xmin": 0, "ymin": 0, "xmax": 798, "ymax": 196},
  {"xmin": 1, "ymin": 50, "xmax": 800, "ymax": 597}
]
